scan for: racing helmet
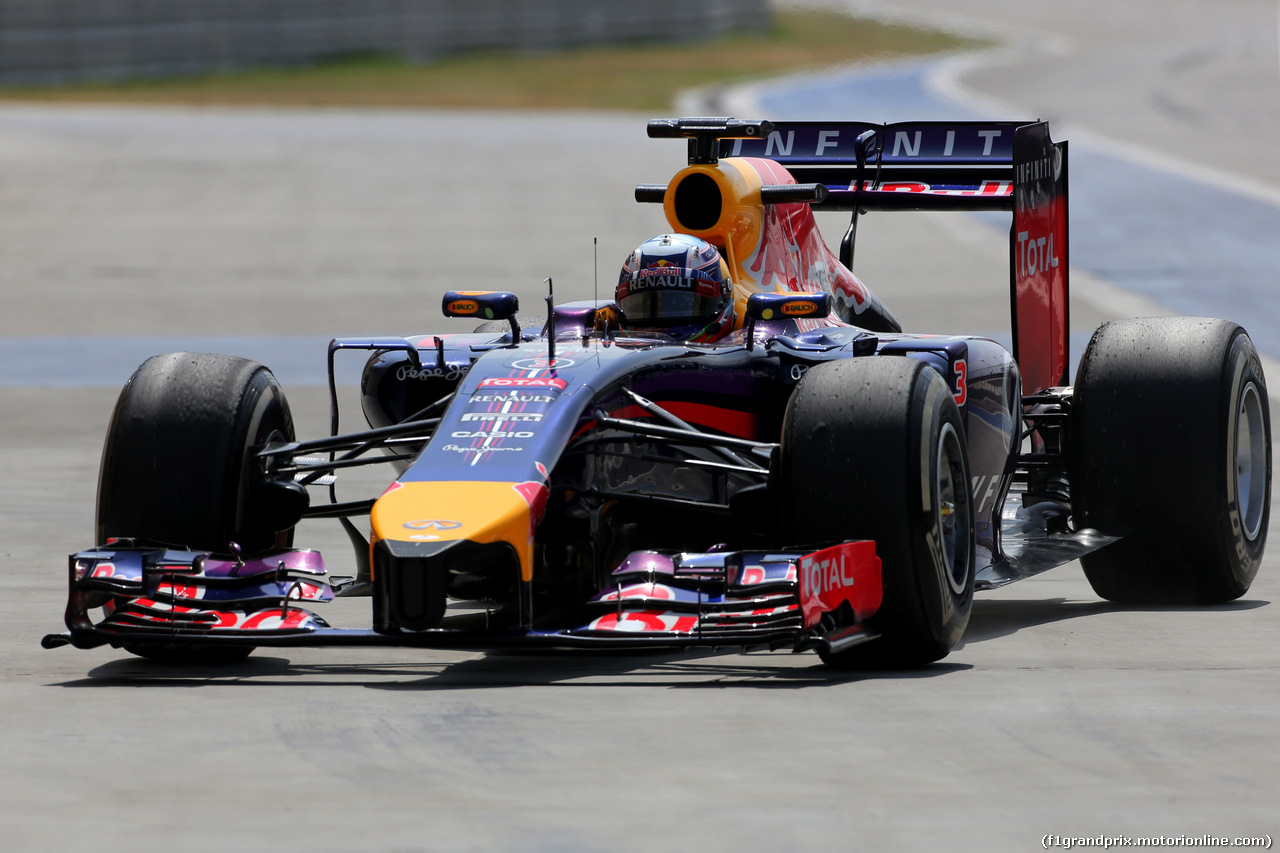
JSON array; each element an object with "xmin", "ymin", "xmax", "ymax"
[{"xmin": 615, "ymin": 234, "xmax": 735, "ymax": 342}]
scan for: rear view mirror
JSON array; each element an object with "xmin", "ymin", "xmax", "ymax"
[
  {"xmin": 745, "ymin": 292, "xmax": 833, "ymax": 351},
  {"xmin": 441, "ymin": 290, "xmax": 519, "ymax": 320},
  {"xmin": 746, "ymin": 292, "xmax": 832, "ymax": 321}
]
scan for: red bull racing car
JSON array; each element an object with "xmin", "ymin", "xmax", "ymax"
[{"xmin": 43, "ymin": 117, "xmax": 1271, "ymax": 668}]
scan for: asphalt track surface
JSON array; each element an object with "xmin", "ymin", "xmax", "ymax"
[{"xmin": 2, "ymin": 1, "xmax": 1278, "ymax": 850}]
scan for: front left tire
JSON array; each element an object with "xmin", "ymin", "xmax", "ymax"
[{"xmin": 778, "ymin": 356, "xmax": 975, "ymax": 667}]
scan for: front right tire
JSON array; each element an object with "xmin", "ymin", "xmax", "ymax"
[
  {"xmin": 97, "ymin": 352, "xmax": 297, "ymax": 556},
  {"xmin": 96, "ymin": 352, "xmax": 299, "ymax": 664}
]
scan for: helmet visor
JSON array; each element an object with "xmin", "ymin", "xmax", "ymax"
[{"xmin": 618, "ymin": 289, "xmax": 726, "ymax": 331}]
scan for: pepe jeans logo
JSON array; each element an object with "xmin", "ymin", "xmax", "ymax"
[
  {"xmin": 403, "ymin": 520, "xmax": 463, "ymax": 531},
  {"xmin": 396, "ymin": 364, "xmax": 467, "ymax": 382}
]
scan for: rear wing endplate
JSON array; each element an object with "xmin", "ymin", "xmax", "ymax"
[{"xmin": 722, "ymin": 121, "xmax": 1070, "ymax": 391}]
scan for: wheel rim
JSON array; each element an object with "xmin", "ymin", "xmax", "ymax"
[
  {"xmin": 1236, "ymin": 381, "xmax": 1267, "ymax": 542},
  {"xmin": 936, "ymin": 422, "xmax": 971, "ymax": 595}
]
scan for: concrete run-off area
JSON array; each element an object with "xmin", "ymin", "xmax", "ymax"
[{"xmin": 1, "ymin": 1, "xmax": 1277, "ymax": 849}]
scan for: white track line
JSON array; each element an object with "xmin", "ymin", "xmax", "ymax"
[{"xmin": 751, "ymin": 1, "xmax": 1280, "ymax": 381}]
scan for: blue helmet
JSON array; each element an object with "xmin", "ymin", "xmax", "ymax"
[{"xmin": 616, "ymin": 234, "xmax": 734, "ymax": 342}]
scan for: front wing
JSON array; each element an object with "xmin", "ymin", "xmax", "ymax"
[{"xmin": 43, "ymin": 542, "xmax": 883, "ymax": 657}]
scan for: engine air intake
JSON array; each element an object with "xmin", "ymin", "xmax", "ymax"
[{"xmin": 673, "ymin": 172, "xmax": 723, "ymax": 231}]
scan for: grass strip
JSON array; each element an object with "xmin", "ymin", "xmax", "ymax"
[{"xmin": 0, "ymin": 10, "xmax": 980, "ymax": 110}]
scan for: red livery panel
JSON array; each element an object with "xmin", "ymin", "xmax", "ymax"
[{"xmin": 798, "ymin": 541, "xmax": 883, "ymax": 629}]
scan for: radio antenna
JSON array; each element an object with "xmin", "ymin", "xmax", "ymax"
[
  {"xmin": 593, "ymin": 237, "xmax": 599, "ymax": 306},
  {"xmin": 544, "ymin": 276, "xmax": 556, "ymax": 364}
]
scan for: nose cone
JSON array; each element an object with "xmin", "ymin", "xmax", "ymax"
[{"xmin": 371, "ymin": 480, "xmax": 547, "ymax": 582}]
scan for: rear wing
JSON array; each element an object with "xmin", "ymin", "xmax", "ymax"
[
  {"xmin": 721, "ymin": 120, "xmax": 1019, "ymax": 211},
  {"xmin": 721, "ymin": 120, "xmax": 1070, "ymax": 391}
]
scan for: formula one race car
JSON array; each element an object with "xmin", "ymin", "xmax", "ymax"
[{"xmin": 44, "ymin": 117, "xmax": 1271, "ymax": 668}]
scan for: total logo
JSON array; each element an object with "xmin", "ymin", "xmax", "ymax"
[
  {"xmin": 1015, "ymin": 229, "xmax": 1060, "ymax": 277},
  {"xmin": 477, "ymin": 377, "xmax": 567, "ymax": 391},
  {"xmin": 799, "ymin": 551, "xmax": 856, "ymax": 597}
]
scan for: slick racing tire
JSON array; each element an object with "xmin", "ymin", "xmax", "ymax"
[
  {"xmin": 1072, "ymin": 318, "xmax": 1271, "ymax": 604},
  {"xmin": 97, "ymin": 353, "xmax": 298, "ymax": 663},
  {"xmin": 98, "ymin": 352, "xmax": 298, "ymax": 555},
  {"xmin": 779, "ymin": 356, "xmax": 975, "ymax": 668}
]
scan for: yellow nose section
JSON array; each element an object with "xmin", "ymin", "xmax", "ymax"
[{"xmin": 371, "ymin": 480, "xmax": 546, "ymax": 582}]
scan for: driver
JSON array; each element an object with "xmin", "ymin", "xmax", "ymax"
[{"xmin": 615, "ymin": 234, "xmax": 735, "ymax": 343}]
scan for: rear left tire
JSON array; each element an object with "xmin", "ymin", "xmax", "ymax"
[
  {"xmin": 778, "ymin": 356, "xmax": 975, "ymax": 667},
  {"xmin": 1072, "ymin": 318, "xmax": 1270, "ymax": 603}
]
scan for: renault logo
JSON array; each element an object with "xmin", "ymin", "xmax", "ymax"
[{"xmin": 403, "ymin": 520, "xmax": 463, "ymax": 531}]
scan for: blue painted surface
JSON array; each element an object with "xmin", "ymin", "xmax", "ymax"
[
  {"xmin": 758, "ymin": 60, "xmax": 1280, "ymax": 360},
  {"xmin": 753, "ymin": 60, "xmax": 980, "ymax": 123},
  {"xmin": 0, "ymin": 336, "xmax": 360, "ymax": 388}
]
